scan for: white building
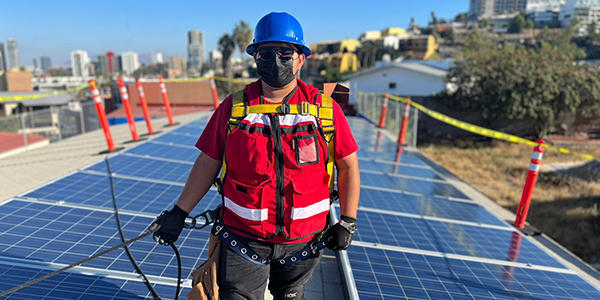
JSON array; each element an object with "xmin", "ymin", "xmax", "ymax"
[
  {"xmin": 527, "ymin": 0, "xmax": 565, "ymax": 12},
  {"xmin": 343, "ymin": 60, "xmax": 453, "ymax": 104},
  {"xmin": 209, "ymin": 49, "xmax": 222, "ymax": 70},
  {"xmin": 121, "ymin": 51, "xmax": 140, "ymax": 75},
  {"xmin": 560, "ymin": 0, "xmax": 600, "ymax": 33},
  {"xmin": 7, "ymin": 38, "xmax": 20, "ymax": 70},
  {"xmin": 70, "ymin": 50, "xmax": 90, "ymax": 78},
  {"xmin": 151, "ymin": 52, "xmax": 164, "ymax": 64},
  {"xmin": 187, "ymin": 30, "xmax": 205, "ymax": 70}
]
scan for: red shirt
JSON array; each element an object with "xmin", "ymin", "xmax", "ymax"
[{"xmin": 196, "ymin": 79, "xmax": 358, "ymax": 162}]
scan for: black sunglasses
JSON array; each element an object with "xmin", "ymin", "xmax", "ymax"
[{"xmin": 256, "ymin": 46, "xmax": 298, "ymax": 61}]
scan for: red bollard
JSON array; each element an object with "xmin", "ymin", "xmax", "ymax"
[
  {"xmin": 158, "ymin": 76, "xmax": 176, "ymax": 126},
  {"xmin": 503, "ymin": 231, "xmax": 522, "ymax": 285},
  {"xmin": 393, "ymin": 146, "xmax": 403, "ymax": 175},
  {"xmin": 210, "ymin": 76, "xmax": 220, "ymax": 109},
  {"xmin": 89, "ymin": 79, "xmax": 116, "ymax": 152},
  {"xmin": 514, "ymin": 139, "xmax": 545, "ymax": 229},
  {"xmin": 397, "ymin": 97, "xmax": 411, "ymax": 145},
  {"xmin": 136, "ymin": 78, "xmax": 155, "ymax": 135},
  {"xmin": 378, "ymin": 93, "xmax": 389, "ymax": 128},
  {"xmin": 117, "ymin": 78, "xmax": 139, "ymax": 142}
]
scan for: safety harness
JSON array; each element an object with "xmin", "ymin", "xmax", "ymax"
[{"xmin": 212, "ymin": 89, "xmax": 338, "ymax": 265}]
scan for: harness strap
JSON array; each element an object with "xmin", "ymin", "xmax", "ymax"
[
  {"xmin": 230, "ymin": 103, "xmax": 333, "ymax": 120},
  {"xmin": 212, "ymin": 221, "xmax": 325, "ymax": 266}
]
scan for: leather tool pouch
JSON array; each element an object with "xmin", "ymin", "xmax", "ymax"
[{"xmin": 186, "ymin": 233, "xmax": 221, "ymax": 300}]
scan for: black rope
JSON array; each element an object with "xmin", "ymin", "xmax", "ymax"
[{"xmin": 105, "ymin": 157, "xmax": 163, "ymax": 300}]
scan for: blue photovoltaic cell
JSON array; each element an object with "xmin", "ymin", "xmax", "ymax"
[
  {"xmin": 353, "ymin": 210, "xmax": 565, "ymax": 269},
  {"xmin": 153, "ymin": 133, "xmax": 199, "ymax": 146},
  {"xmin": 125, "ymin": 142, "xmax": 199, "ymax": 162},
  {"xmin": 0, "ymin": 264, "xmax": 188, "ymax": 300},
  {"xmin": 170, "ymin": 125, "xmax": 204, "ymax": 136},
  {"xmin": 347, "ymin": 246, "xmax": 600, "ymax": 300},
  {"xmin": 85, "ymin": 155, "xmax": 193, "ymax": 184},
  {"xmin": 21, "ymin": 172, "xmax": 222, "ymax": 217},
  {"xmin": 357, "ymin": 188, "xmax": 507, "ymax": 227},
  {"xmin": 357, "ymin": 149, "xmax": 428, "ymax": 166},
  {"xmin": 0, "ymin": 200, "xmax": 210, "ymax": 281},
  {"xmin": 360, "ymin": 172, "xmax": 470, "ymax": 200},
  {"xmin": 358, "ymin": 160, "xmax": 442, "ymax": 180}
]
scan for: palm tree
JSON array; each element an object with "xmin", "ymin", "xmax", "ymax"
[
  {"xmin": 233, "ymin": 20, "xmax": 253, "ymax": 70},
  {"xmin": 218, "ymin": 33, "xmax": 236, "ymax": 93}
]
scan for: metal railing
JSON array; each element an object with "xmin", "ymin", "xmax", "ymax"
[
  {"xmin": 0, "ymin": 101, "xmax": 100, "ymax": 153},
  {"xmin": 355, "ymin": 92, "xmax": 419, "ymax": 148}
]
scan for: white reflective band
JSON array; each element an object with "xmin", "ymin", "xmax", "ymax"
[
  {"xmin": 160, "ymin": 83, "xmax": 166, "ymax": 89},
  {"xmin": 244, "ymin": 113, "xmax": 318, "ymax": 128},
  {"xmin": 93, "ymin": 97, "xmax": 102, "ymax": 103},
  {"xmin": 291, "ymin": 199, "xmax": 330, "ymax": 220},
  {"xmin": 121, "ymin": 94, "xmax": 129, "ymax": 100},
  {"xmin": 529, "ymin": 163, "xmax": 540, "ymax": 172},
  {"xmin": 91, "ymin": 89, "xmax": 100, "ymax": 96},
  {"xmin": 224, "ymin": 197, "xmax": 268, "ymax": 222},
  {"xmin": 119, "ymin": 87, "xmax": 127, "ymax": 93},
  {"xmin": 161, "ymin": 88, "xmax": 167, "ymax": 93},
  {"xmin": 211, "ymin": 80, "xmax": 216, "ymax": 88},
  {"xmin": 404, "ymin": 111, "xmax": 410, "ymax": 117},
  {"xmin": 532, "ymin": 152, "xmax": 543, "ymax": 160},
  {"xmin": 383, "ymin": 98, "xmax": 389, "ymax": 107},
  {"xmin": 139, "ymin": 92, "xmax": 145, "ymax": 97}
]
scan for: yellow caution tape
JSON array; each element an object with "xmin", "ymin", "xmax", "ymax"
[
  {"xmin": 385, "ymin": 94, "xmax": 600, "ymax": 162},
  {"xmin": 212, "ymin": 76, "xmax": 254, "ymax": 84},
  {"xmin": 164, "ymin": 76, "xmax": 210, "ymax": 83},
  {"xmin": 0, "ymin": 83, "xmax": 90, "ymax": 102}
]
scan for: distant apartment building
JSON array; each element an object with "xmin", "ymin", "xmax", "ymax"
[
  {"xmin": 168, "ymin": 55, "xmax": 187, "ymax": 78},
  {"xmin": 121, "ymin": 51, "xmax": 139, "ymax": 75},
  {"xmin": 151, "ymin": 52, "xmax": 164, "ymax": 64},
  {"xmin": 209, "ymin": 50, "xmax": 222, "ymax": 70},
  {"xmin": 7, "ymin": 38, "xmax": 20, "ymax": 70},
  {"xmin": 469, "ymin": 0, "xmax": 496, "ymax": 18},
  {"xmin": 560, "ymin": 0, "xmax": 600, "ymax": 31},
  {"xmin": 40, "ymin": 56, "xmax": 51, "ymax": 72},
  {"xmin": 106, "ymin": 51, "xmax": 117, "ymax": 73},
  {"xmin": 97, "ymin": 54, "xmax": 110, "ymax": 75},
  {"xmin": 187, "ymin": 30, "xmax": 205, "ymax": 70},
  {"xmin": 70, "ymin": 50, "xmax": 90, "ymax": 77},
  {"xmin": 359, "ymin": 31, "xmax": 382, "ymax": 42},
  {"xmin": 0, "ymin": 43, "xmax": 6, "ymax": 72}
]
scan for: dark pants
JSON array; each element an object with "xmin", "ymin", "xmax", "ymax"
[{"xmin": 219, "ymin": 235, "xmax": 322, "ymax": 300}]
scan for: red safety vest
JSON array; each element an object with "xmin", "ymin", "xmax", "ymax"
[{"xmin": 218, "ymin": 85, "xmax": 336, "ymax": 242}]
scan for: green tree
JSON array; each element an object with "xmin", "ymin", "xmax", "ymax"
[
  {"xmin": 218, "ymin": 33, "xmax": 236, "ymax": 93},
  {"xmin": 509, "ymin": 13, "xmax": 527, "ymax": 33},
  {"xmin": 444, "ymin": 32, "xmax": 600, "ymax": 137},
  {"xmin": 441, "ymin": 28, "xmax": 455, "ymax": 42},
  {"xmin": 454, "ymin": 13, "xmax": 468, "ymax": 23},
  {"xmin": 588, "ymin": 21, "xmax": 599, "ymax": 43},
  {"xmin": 132, "ymin": 63, "xmax": 168, "ymax": 78},
  {"xmin": 233, "ymin": 20, "xmax": 253, "ymax": 71},
  {"xmin": 480, "ymin": 18, "xmax": 491, "ymax": 28}
]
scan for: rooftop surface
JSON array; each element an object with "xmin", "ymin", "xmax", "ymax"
[{"xmin": 0, "ymin": 111, "xmax": 599, "ymax": 299}]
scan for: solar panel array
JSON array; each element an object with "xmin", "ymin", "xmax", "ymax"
[{"xmin": 0, "ymin": 112, "xmax": 599, "ymax": 300}]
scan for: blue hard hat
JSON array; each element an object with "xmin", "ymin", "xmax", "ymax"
[{"xmin": 246, "ymin": 12, "xmax": 312, "ymax": 57}]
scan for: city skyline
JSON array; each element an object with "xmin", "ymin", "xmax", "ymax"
[{"xmin": 0, "ymin": 1, "xmax": 468, "ymax": 68}]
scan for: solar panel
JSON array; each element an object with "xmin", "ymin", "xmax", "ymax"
[
  {"xmin": 351, "ymin": 209, "xmax": 565, "ymax": 269},
  {"xmin": 357, "ymin": 188, "xmax": 506, "ymax": 227},
  {"xmin": 0, "ymin": 263, "xmax": 188, "ymax": 300},
  {"xmin": 124, "ymin": 142, "xmax": 199, "ymax": 162},
  {"xmin": 357, "ymin": 149, "xmax": 429, "ymax": 166},
  {"xmin": 358, "ymin": 160, "xmax": 442, "ymax": 180},
  {"xmin": 153, "ymin": 133, "xmax": 200, "ymax": 146},
  {"xmin": 170, "ymin": 125, "xmax": 205, "ymax": 136},
  {"xmin": 347, "ymin": 246, "xmax": 600, "ymax": 300},
  {"xmin": 85, "ymin": 154, "xmax": 193, "ymax": 184},
  {"xmin": 359, "ymin": 172, "xmax": 469, "ymax": 199}
]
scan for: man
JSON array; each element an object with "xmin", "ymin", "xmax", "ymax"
[{"xmin": 151, "ymin": 12, "xmax": 360, "ymax": 300}]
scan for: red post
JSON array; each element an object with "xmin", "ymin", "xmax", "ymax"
[
  {"xmin": 378, "ymin": 93, "xmax": 389, "ymax": 128},
  {"xmin": 89, "ymin": 79, "xmax": 116, "ymax": 151},
  {"xmin": 375, "ymin": 131, "xmax": 382, "ymax": 152},
  {"xmin": 210, "ymin": 76, "xmax": 220, "ymax": 109},
  {"xmin": 503, "ymin": 231, "xmax": 522, "ymax": 285},
  {"xmin": 393, "ymin": 146, "xmax": 403, "ymax": 174},
  {"xmin": 514, "ymin": 139, "xmax": 545, "ymax": 229},
  {"xmin": 158, "ymin": 76, "xmax": 175, "ymax": 126},
  {"xmin": 397, "ymin": 97, "xmax": 411, "ymax": 145},
  {"xmin": 117, "ymin": 78, "xmax": 139, "ymax": 141},
  {"xmin": 136, "ymin": 78, "xmax": 154, "ymax": 134}
]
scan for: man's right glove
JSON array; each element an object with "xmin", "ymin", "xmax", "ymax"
[
  {"xmin": 150, "ymin": 204, "xmax": 188, "ymax": 246},
  {"xmin": 323, "ymin": 215, "xmax": 357, "ymax": 251}
]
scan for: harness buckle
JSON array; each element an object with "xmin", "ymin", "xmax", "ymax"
[
  {"xmin": 280, "ymin": 103, "xmax": 291, "ymax": 114},
  {"xmin": 300, "ymin": 102, "xmax": 310, "ymax": 115}
]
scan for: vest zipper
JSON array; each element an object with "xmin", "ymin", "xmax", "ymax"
[{"xmin": 270, "ymin": 114, "xmax": 285, "ymax": 232}]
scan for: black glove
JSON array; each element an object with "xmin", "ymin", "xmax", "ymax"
[
  {"xmin": 323, "ymin": 215, "xmax": 357, "ymax": 251},
  {"xmin": 150, "ymin": 205, "xmax": 188, "ymax": 246}
]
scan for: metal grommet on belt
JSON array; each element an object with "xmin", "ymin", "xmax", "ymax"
[
  {"xmin": 231, "ymin": 240, "xmax": 237, "ymax": 247},
  {"xmin": 252, "ymin": 254, "xmax": 258, "ymax": 260},
  {"xmin": 302, "ymin": 251, "xmax": 308, "ymax": 257},
  {"xmin": 241, "ymin": 248, "xmax": 247, "ymax": 254},
  {"xmin": 291, "ymin": 257, "xmax": 297, "ymax": 262},
  {"xmin": 223, "ymin": 232, "xmax": 229, "ymax": 238},
  {"xmin": 279, "ymin": 259, "xmax": 285, "ymax": 264},
  {"xmin": 262, "ymin": 259, "xmax": 268, "ymax": 264}
]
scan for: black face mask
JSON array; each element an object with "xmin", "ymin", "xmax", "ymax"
[{"xmin": 256, "ymin": 55, "xmax": 296, "ymax": 88}]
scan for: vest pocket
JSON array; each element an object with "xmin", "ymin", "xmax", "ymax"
[
  {"xmin": 295, "ymin": 134, "xmax": 319, "ymax": 166},
  {"xmin": 288, "ymin": 172, "xmax": 330, "ymax": 239},
  {"xmin": 223, "ymin": 168, "xmax": 273, "ymax": 237}
]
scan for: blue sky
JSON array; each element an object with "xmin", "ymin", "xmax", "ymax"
[{"xmin": 1, "ymin": 0, "xmax": 469, "ymax": 67}]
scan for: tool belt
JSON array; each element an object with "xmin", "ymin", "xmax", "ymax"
[{"xmin": 186, "ymin": 232, "xmax": 221, "ymax": 300}]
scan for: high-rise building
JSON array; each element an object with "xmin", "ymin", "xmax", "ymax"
[
  {"xmin": 70, "ymin": 50, "xmax": 90, "ymax": 77},
  {"xmin": 33, "ymin": 58, "xmax": 38, "ymax": 70},
  {"xmin": 0, "ymin": 43, "xmax": 6, "ymax": 72},
  {"xmin": 469, "ymin": 0, "xmax": 496, "ymax": 18},
  {"xmin": 187, "ymin": 30, "xmax": 205, "ymax": 70},
  {"xmin": 7, "ymin": 38, "xmax": 20, "ymax": 70},
  {"xmin": 209, "ymin": 50, "xmax": 222, "ymax": 70},
  {"xmin": 560, "ymin": 0, "xmax": 600, "ymax": 29},
  {"xmin": 40, "ymin": 56, "xmax": 51, "ymax": 72},
  {"xmin": 98, "ymin": 54, "xmax": 110, "ymax": 75},
  {"xmin": 151, "ymin": 52, "xmax": 164, "ymax": 64},
  {"xmin": 121, "ymin": 51, "xmax": 140, "ymax": 75},
  {"xmin": 494, "ymin": 0, "xmax": 527, "ymax": 14}
]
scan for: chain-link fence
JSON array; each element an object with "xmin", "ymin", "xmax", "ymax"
[
  {"xmin": 355, "ymin": 92, "xmax": 419, "ymax": 148},
  {"xmin": 0, "ymin": 101, "xmax": 100, "ymax": 152}
]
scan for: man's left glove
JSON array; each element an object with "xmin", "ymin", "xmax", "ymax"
[
  {"xmin": 150, "ymin": 204, "xmax": 188, "ymax": 246},
  {"xmin": 323, "ymin": 215, "xmax": 357, "ymax": 251}
]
